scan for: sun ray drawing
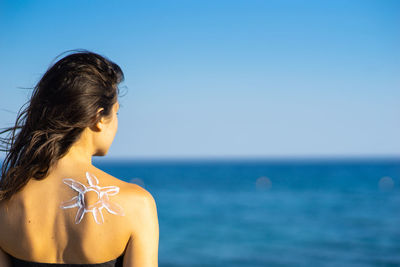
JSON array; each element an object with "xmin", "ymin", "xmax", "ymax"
[{"xmin": 60, "ymin": 172, "xmax": 125, "ymax": 224}]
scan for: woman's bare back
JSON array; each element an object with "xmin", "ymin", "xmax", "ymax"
[{"xmin": 0, "ymin": 163, "xmax": 159, "ymax": 266}]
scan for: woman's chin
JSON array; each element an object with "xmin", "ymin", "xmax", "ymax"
[{"xmin": 93, "ymin": 149, "xmax": 108, "ymax": 157}]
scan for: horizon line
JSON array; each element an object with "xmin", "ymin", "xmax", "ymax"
[{"xmin": 92, "ymin": 155, "xmax": 400, "ymax": 163}]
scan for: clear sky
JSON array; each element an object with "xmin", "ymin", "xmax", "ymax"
[{"xmin": 0, "ymin": 0, "xmax": 399, "ymax": 159}]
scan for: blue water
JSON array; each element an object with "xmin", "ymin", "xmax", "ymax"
[{"xmin": 95, "ymin": 158, "xmax": 400, "ymax": 267}]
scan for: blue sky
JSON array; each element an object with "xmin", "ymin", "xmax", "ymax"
[{"xmin": 0, "ymin": 0, "xmax": 399, "ymax": 159}]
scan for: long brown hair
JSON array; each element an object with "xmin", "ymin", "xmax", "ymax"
[{"xmin": 0, "ymin": 50, "xmax": 124, "ymax": 201}]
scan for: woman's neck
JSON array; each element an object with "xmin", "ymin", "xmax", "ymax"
[{"xmin": 55, "ymin": 130, "xmax": 95, "ymax": 168}]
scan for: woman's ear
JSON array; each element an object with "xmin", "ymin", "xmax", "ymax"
[{"xmin": 91, "ymin": 108, "xmax": 105, "ymax": 132}]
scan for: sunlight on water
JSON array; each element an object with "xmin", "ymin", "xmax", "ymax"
[
  {"xmin": 378, "ymin": 176, "xmax": 394, "ymax": 192},
  {"xmin": 255, "ymin": 176, "xmax": 272, "ymax": 191}
]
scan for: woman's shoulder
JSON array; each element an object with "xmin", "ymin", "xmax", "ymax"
[
  {"xmin": 90, "ymin": 167, "xmax": 157, "ymax": 217},
  {"xmin": 90, "ymin": 167, "xmax": 159, "ymax": 239},
  {"xmin": 86, "ymin": 167, "xmax": 159, "ymax": 264}
]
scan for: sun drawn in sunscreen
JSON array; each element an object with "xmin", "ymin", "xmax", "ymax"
[{"xmin": 60, "ymin": 172, "xmax": 124, "ymax": 224}]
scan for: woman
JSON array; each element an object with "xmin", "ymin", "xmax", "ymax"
[{"xmin": 0, "ymin": 51, "xmax": 159, "ymax": 266}]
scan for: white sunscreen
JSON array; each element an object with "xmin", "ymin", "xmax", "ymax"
[{"xmin": 60, "ymin": 172, "xmax": 125, "ymax": 224}]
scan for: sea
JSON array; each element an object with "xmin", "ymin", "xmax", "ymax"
[{"xmin": 94, "ymin": 158, "xmax": 400, "ymax": 267}]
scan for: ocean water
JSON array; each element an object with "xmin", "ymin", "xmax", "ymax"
[{"xmin": 95, "ymin": 158, "xmax": 400, "ymax": 267}]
